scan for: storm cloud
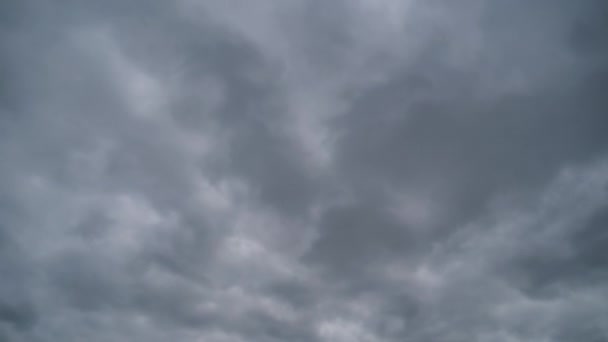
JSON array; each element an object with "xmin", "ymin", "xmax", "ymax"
[{"xmin": 1, "ymin": 0, "xmax": 607, "ymax": 341}]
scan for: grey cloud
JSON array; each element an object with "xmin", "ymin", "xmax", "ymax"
[{"xmin": 1, "ymin": 0, "xmax": 607, "ymax": 341}]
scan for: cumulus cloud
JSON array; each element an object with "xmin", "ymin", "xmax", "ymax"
[{"xmin": 1, "ymin": 0, "xmax": 607, "ymax": 341}]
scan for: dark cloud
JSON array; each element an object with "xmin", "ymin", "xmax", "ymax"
[{"xmin": 1, "ymin": 0, "xmax": 607, "ymax": 341}]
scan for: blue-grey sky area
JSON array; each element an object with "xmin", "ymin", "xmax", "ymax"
[{"xmin": 1, "ymin": 1, "xmax": 608, "ymax": 341}]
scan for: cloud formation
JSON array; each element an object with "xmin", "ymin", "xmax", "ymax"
[{"xmin": 1, "ymin": 0, "xmax": 607, "ymax": 341}]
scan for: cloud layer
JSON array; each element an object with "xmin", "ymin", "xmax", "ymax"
[{"xmin": 1, "ymin": 0, "xmax": 607, "ymax": 341}]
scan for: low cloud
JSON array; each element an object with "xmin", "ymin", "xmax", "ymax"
[{"xmin": 1, "ymin": 0, "xmax": 607, "ymax": 341}]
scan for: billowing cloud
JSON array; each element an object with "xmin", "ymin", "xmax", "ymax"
[{"xmin": 1, "ymin": 0, "xmax": 607, "ymax": 341}]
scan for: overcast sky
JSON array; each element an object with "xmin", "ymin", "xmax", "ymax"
[{"xmin": 1, "ymin": 1, "xmax": 607, "ymax": 341}]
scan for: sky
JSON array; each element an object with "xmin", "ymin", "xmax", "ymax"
[{"xmin": 0, "ymin": 0, "xmax": 607, "ymax": 341}]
